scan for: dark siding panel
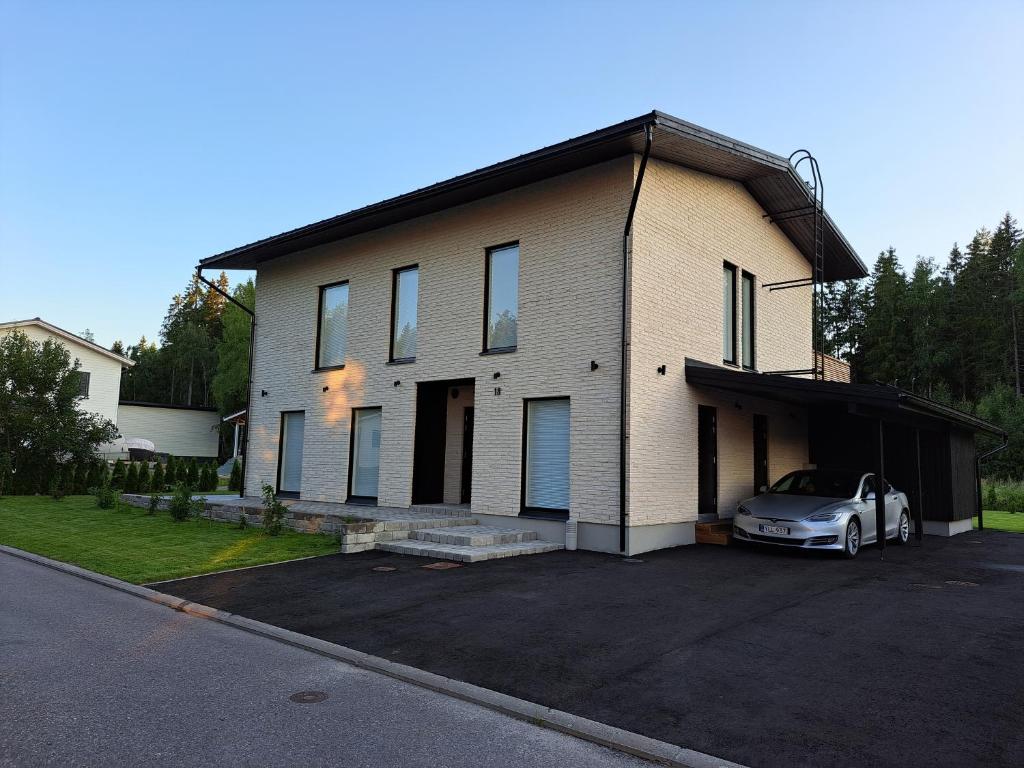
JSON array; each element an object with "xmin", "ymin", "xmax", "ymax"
[{"xmin": 949, "ymin": 429, "xmax": 977, "ymax": 521}]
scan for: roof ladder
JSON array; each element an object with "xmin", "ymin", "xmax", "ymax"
[{"xmin": 788, "ymin": 150, "xmax": 826, "ymax": 381}]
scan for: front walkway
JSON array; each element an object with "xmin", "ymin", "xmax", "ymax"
[{"xmin": 0, "ymin": 552, "xmax": 649, "ymax": 768}]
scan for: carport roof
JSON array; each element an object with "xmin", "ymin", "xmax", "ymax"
[
  {"xmin": 684, "ymin": 359, "xmax": 1005, "ymax": 437},
  {"xmin": 198, "ymin": 111, "xmax": 867, "ymax": 281}
]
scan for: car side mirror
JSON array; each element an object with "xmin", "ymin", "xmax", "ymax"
[
  {"xmin": 758, "ymin": 485, "xmax": 768, "ymax": 494},
  {"xmin": 862, "ymin": 491, "xmax": 875, "ymax": 501}
]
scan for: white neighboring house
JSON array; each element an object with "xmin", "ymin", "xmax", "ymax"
[
  {"xmin": 0, "ymin": 317, "xmax": 133, "ymax": 424},
  {"xmin": 115, "ymin": 402, "xmax": 220, "ymax": 460}
]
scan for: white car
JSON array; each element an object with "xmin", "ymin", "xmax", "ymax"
[{"xmin": 732, "ymin": 469, "xmax": 911, "ymax": 558}]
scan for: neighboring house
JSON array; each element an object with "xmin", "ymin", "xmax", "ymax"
[
  {"xmin": 197, "ymin": 111, "xmax": 1002, "ymax": 554},
  {"xmin": 0, "ymin": 317, "xmax": 132, "ymax": 424},
  {"xmin": 114, "ymin": 402, "xmax": 220, "ymax": 460}
]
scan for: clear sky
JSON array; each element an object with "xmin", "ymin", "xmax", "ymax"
[{"xmin": 2, "ymin": 1, "xmax": 1021, "ymax": 348}]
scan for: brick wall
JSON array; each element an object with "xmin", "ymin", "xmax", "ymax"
[{"xmin": 245, "ymin": 157, "xmax": 634, "ymax": 526}]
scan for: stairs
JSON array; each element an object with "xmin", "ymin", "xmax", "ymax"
[
  {"xmin": 378, "ymin": 525, "xmax": 563, "ymax": 562},
  {"xmin": 695, "ymin": 520, "xmax": 733, "ymax": 546}
]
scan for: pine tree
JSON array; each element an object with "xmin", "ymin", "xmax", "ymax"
[
  {"xmin": 111, "ymin": 459, "xmax": 126, "ymax": 488},
  {"xmin": 151, "ymin": 461, "xmax": 165, "ymax": 492},
  {"xmin": 177, "ymin": 458, "xmax": 190, "ymax": 485},
  {"xmin": 86, "ymin": 462, "xmax": 102, "ymax": 491},
  {"xmin": 186, "ymin": 458, "xmax": 199, "ymax": 488},
  {"xmin": 228, "ymin": 459, "xmax": 241, "ymax": 491},
  {"xmin": 859, "ymin": 248, "xmax": 910, "ymax": 386},
  {"xmin": 137, "ymin": 462, "xmax": 151, "ymax": 493},
  {"xmin": 125, "ymin": 462, "xmax": 139, "ymax": 494}
]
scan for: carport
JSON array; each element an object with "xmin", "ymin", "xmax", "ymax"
[{"xmin": 685, "ymin": 359, "xmax": 1007, "ymax": 550}]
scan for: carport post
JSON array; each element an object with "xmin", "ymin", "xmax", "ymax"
[
  {"xmin": 876, "ymin": 419, "xmax": 886, "ymax": 558},
  {"xmin": 914, "ymin": 428, "xmax": 924, "ymax": 542}
]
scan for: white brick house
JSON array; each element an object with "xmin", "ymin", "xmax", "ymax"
[{"xmin": 200, "ymin": 112, "xmax": 991, "ymax": 554}]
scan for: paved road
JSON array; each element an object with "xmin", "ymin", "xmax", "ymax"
[{"xmin": 0, "ymin": 553, "xmax": 649, "ymax": 768}]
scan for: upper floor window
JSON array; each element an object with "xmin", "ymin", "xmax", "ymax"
[
  {"xmin": 390, "ymin": 265, "xmax": 419, "ymax": 362},
  {"xmin": 484, "ymin": 243, "xmax": 519, "ymax": 352},
  {"xmin": 722, "ymin": 262, "xmax": 737, "ymax": 364},
  {"xmin": 75, "ymin": 371, "xmax": 91, "ymax": 398},
  {"xmin": 741, "ymin": 271, "xmax": 755, "ymax": 369},
  {"xmin": 316, "ymin": 281, "xmax": 349, "ymax": 369}
]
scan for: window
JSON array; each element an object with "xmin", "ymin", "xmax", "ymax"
[
  {"xmin": 522, "ymin": 398, "xmax": 570, "ymax": 514},
  {"xmin": 349, "ymin": 407, "xmax": 382, "ymax": 501},
  {"xmin": 277, "ymin": 411, "xmax": 305, "ymax": 497},
  {"xmin": 75, "ymin": 371, "xmax": 91, "ymax": 398},
  {"xmin": 484, "ymin": 243, "xmax": 519, "ymax": 352},
  {"xmin": 316, "ymin": 282, "xmax": 349, "ymax": 369},
  {"xmin": 722, "ymin": 262, "xmax": 737, "ymax": 364},
  {"xmin": 742, "ymin": 271, "xmax": 755, "ymax": 369},
  {"xmin": 390, "ymin": 266, "xmax": 419, "ymax": 361}
]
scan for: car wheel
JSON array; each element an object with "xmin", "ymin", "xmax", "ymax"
[
  {"xmin": 893, "ymin": 509, "xmax": 910, "ymax": 545},
  {"xmin": 843, "ymin": 519, "xmax": 861, "ymax": 559}
]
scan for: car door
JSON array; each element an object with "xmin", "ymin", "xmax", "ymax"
[
  {"xmin": 859, "ymin": 474, "xmax": 879, "ymax": 543},
  {"xmin": 884, "ymin": 480, "xmax": 901, "ymax": 539}
]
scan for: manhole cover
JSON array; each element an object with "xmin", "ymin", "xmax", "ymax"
[
  {"xmin": 910, "ymin": 583, "xmax": 942, "ymax": 589},
  {"xmin": 945, "ymin": 580, "xmax": 979, "ymax": 587},
  {"xmin": 289, "ymin": 691, "xmax": 328, "ymax": 704},
  {"xmin": 422, "ymin": 561, "xmax": 462, "ymax": 570},
  {"xmin": 372, "ymin": 566, "xmax": 397, "ymax": 572},
  {"xmin": 623, "ymin": 558, "xmax": 644, "ymax": 563}
]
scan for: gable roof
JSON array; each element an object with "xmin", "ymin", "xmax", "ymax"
[
  {"xmin": 0, "ymin": 318, "xmax": 134, "ymax": 367},
  {"xmin": 199, "ymin": 110, "xmax": 867, "ymax": 282}
]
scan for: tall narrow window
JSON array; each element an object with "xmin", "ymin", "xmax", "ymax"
[
  {"xmin": 742, "ymin": 271, "xmax": 755, "ymax": 369},
  {"xmin": 316, "ymin": 282, "xmax": 349, "ymax": 369},
  {"xmin": 484, "ymin": 243, "xmax": 519, "ymax": 352},
  {"xmin": 349, "ymin": 407, "xmax": 382, "ymax": 501},
  {"xmin": 723, "ymin": 262, "xmax": 737, "ymax": 364},
  {"xmin": 75, "ymin": 371, "xmax": 91, "ymax": 398},
  {"xmin": 390, "ymin": 266, "xmax": 419, "ymax": 361},
  {"xmin": 523, "ymin": 398, "xmax": 570, "ymax": 514},
  {"xmin": 277, "ymin": 411, "xmax": 305, "ymax": 497}
]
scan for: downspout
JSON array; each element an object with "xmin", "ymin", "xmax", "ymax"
[
  {"xmin": 620, "ymin": 122, "xmax": 654, "ymax": 554},
  {"xmin": 975, "ymin": 433, "xmax": 1009, "ymax": 531},
  {"xmin": 196, "ymin": 267, "xmax": 255, "ymax": 499}
]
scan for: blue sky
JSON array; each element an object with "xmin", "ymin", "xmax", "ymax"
[{"xmin": 2, "ymin": 1, "xmax": 1021, "ymax": 347}]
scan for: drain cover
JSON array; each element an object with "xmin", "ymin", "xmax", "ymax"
[
  {"xmin": 945, "ymin": 580, "xmax": 979, "ymax": 587},
  {"xmin": 289, "ymin": 691, "xmax": 328, "ymax": 704},
  {"xmin": 372, "ymin": 566, "xmax": 397, "ymax": 572},
  {"xmin": 910, "ymin": 583, "xmax": 942, "ymax": 589},
  {"xmin": 422, "ymin": 561, "xmax": 462, "ymax": 570},
  {"xmin": 623, "ymin": 557, "xmax": 644, "ymax": 563}
]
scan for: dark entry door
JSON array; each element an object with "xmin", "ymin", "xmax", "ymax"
[
  {"xmin": 461, "ymin": 407, "xmax": 474, "ymax": 503},
  {"xmin": 753, "ymin": 414, "xmax": 768, "ymax": 494},
  {"xmin": 412, "ymin": 382, "xmax": 448, "ymax": 504},
  {"xmin": 698, "ymin": 405, "xmax": 717, "ymax": 517}
]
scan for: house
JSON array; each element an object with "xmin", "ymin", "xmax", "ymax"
[
  {"xmin": 197, "ymin": 111, "xmax": 1003, "ymax": 555},
  {"xmin": 113, "ymin": 402, "xmax": 220, "ymax": 461},
  {"xmin": 0, "ymin": 318, "xmax": 133, "ymax": 424}
]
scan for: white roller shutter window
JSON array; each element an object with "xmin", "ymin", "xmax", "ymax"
[
  {"xmin": 525, "ymin": 399, "xmax": 570, "ymax": 510},
  {"xmin": 279, "ymin": 412, "xmax": 305, "ymax": 493}
]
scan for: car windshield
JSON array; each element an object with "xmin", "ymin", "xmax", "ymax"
[{"xmin": 769, "ymin": 470, "xmax": 862, "ymax": 499}]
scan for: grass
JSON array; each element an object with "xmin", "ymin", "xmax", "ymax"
[
  {"xmin": 0, "ymin": 495, "xmax": 338, "ymax": 584},
  {"xmin": 974, "ymin": 510, "xmax": 1024, "ymax": 534}
]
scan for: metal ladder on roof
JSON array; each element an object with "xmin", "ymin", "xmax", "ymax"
[{"xmin": 789, "ymin": 150, "xmax": 826, "ymax": 381}]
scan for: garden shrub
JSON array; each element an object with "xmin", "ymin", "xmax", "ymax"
[
  {"xmin": 137, "ymin": 462, "xmax": 151, "ymax": 493},
  {"xmin": 151, "ymin": 461, "xmax": 165, "ymax": 492},
  {"xmin": 985, "ymin": 484, "xmax": 998, "ymax": 511},
  {"xmin": 186, "ymin": 458, "xmax": 199, "ymax": 488},
  {"xmin": 260, "ymin": 483, "xmax": 287, "ymax": 536},
  {"xmin": 86, "ymin": 462, "xmax": 103, "ymax": 492},
  {"xmin": 49, "ymin": 466, "xmax": 65, "ymax": 500},
  {"xmin": 1006, "ymin": 488, "xmax": 1024, "ymax": 515},
  {"xmin": 148, "ymin": 493, "xmax": 160, "ymax": 515},
  {"xmin": 93, "ymin": 479, "xmax": 118, "ymax": 509},
  {"xmin": 167, "ymin": 483, "xmax": 202, "ymax": 522},
  {"xmin": 177, "ymin": 459, "xmax": 189, "ymax": 485},
  {"xmin": 165, "ymin": 456, "xmax": 177, "ymax": 483},
  {"xmin": 237, "ymin": 510, "xmax": 248, "ymax": 530},
  {"xmin": 111, "ymin": 459, "xmax": 126, "ymax": 489},
  {"xmin": 228, "ymin": 459, "xmax": 241, "ymax": 491},
  {"xmin": 125, "ymin": 462, "xmax": 139, "ymax": 494}
]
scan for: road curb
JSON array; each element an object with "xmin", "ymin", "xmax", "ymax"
[{"xmin": 0, "ymin": 545, "xmax": 744, "ymax": 768}]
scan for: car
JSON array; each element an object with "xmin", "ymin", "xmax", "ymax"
[{"xmin": 731, "ymin": 469, "xmax": 911, "ymax": 558}]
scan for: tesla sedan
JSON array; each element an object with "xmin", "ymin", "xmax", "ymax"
[{"xmin": 732, "ymin": 469, "xmax": 910, "ymax": 558}]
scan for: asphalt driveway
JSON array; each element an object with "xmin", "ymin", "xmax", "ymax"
[{"xmin": 158, "ymin": 531, "xmax": 1024, "ymax": 768}]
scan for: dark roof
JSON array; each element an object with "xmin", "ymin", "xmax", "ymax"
[
  {"xmin": 119, "ymin": 400, "xmax": 219, "ymax": 413},
  {"xmin": 199, "ymin": 111, "xmax": 867, "ymax": 281},
  {"xmin": 684, "ymin": 359, "xmax": 1005, "ymax": 437}
]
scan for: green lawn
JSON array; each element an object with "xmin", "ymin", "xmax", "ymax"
[
  {"xmin": 0, "ymin": 495, "xmax": 338, "ymax": 584},
  {"xmin": 974, "ymin": 511, "xmax": 1024, "ymax": 533}
]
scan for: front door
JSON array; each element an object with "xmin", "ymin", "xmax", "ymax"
[
  {"xmin": 349, "ymin": 408, "xmax": 382, "ymax": 502},
  {"xmin": 698, "ymin": 405, "xmax": 717, "ymax": 517},
  {"xmin": 753, "ymin": 414, "xmax": 768, "ymax": 494},
  {"xmin": 461, "ymin": 407, "xmax": 474, "ymax": 503}
]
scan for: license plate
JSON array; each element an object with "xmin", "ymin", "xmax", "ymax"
[{"xmin": 759, "ymin": 524, "xmax": 790, "ymax": 535}]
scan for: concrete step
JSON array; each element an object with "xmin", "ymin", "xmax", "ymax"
[
  {"xmin": 408, "ymin": 503, "xmax": 474, "ymax": 518},
  {"xmin": 378, "ymin": 538, "xmax": 563, "ymax": 563},
  {"xmin": 411, "ymin": 526, "xmax": 539, "ymax": 546}
]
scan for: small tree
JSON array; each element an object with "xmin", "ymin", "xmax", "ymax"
[
  {"xmin": 151, "ymin": 461, "xmax": 165, "ymax": 492},
  {"xmin": 228, "ymin": 459, "xmax": 241, "ymax": 491},
  {"xmin": 49, "ymin": 466, "xmax": 65, "ymax": 500},
  {"xmin": 186, "ymin": 458, "xmax": 199, "ymax": 488},
  {"xmin": 125, "ymin": 462, "xmax": 139, "ymax": 494},
  {"xmin": 177, "ymin": 458, "xmax": 190, "ymax": 485},
  {"xmin": 111, "ymin": 459, "xmax": 126, "ymax": 489},
  {"xmin": 73, "ymin": 464, "xmax": 89, "ymax": 494},
  {"xmin": 137, "ymin": 462, "xmax": 151, "ymax": 493},
  {"xmin": 167, "ymin": 483, "xmax": 199, "ymax": 522},
  {"xmin": 206, "ymin": 465, "xmax": 219, "ymax": 492},
  {"xmin": 165, "ymin": 456, "xmax": 177, "ymax": 483},
  {"xmin": 198, "ymin": 465, "xmax": 210, "ymax": 493},
  {"xmin": 260, "ymin": 483, "xmax": 287, "ymax": 536},
  {"xmin": 86, "ymin": 462, "xmax": 102, "ymax": 491}
]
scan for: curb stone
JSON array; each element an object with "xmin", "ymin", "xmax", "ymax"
[{"xmin": 0, "ymin": 544, "xmax": 745, "ymax": 768}]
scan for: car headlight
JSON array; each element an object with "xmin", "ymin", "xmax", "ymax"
[
  {"xmin": 806, "ymin": 511, "xmax": 841, "ymax": 522},
  {"xmin": 737, "ymin": 505, "xmax": 752, "ymax": 516}
]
